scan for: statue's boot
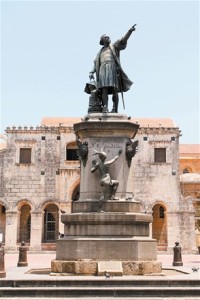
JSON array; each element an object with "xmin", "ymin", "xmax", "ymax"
[
  {"xmin": 111, "ymin": 94, "xmax": 119, "ymax": 113},
  {"xmin": 102, "ymin": 105, "xmax": 108, "ymax": 113}
]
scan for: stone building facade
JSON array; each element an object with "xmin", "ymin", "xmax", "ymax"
[
  {"xmin": 179, "ymin": 144, "xmax": 200, "ymax": 249},
  {"xmin": 0, "ymin": 117, "xmax": 197, "ymax": 252}
]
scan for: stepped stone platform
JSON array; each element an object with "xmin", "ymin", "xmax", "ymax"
[
  {"xmin": 0, "ymin": 278, "xmax": 200, "ymax": 298},
  {"xmin": 1, "ymin": 253, "xmax": 199, "ymax": 298}
]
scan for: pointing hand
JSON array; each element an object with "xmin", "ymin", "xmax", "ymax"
[{"xmin": 130, "ymin": 24, "xmax": 137, "ymax": 31}]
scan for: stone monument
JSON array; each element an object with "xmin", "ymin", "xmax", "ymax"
[{"xmin": 51, "ymin": 26, "xmax": 162, "ymax": 275}]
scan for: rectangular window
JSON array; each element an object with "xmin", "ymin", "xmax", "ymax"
[
  {"xmin": 154, "ymin": 148, "xmax": 166, "ymax": 163},
  {"xmin": 19, "ymin": 148, "xmax": 31, "ymax": 164},
  {"xmin": 66, "ymin": 149, "xmax": 79, "ymax": 160}
]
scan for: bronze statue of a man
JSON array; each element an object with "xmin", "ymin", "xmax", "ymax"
[{"xmin": 89, "ymin": 25, "xmax": 136, "ymax": 113}]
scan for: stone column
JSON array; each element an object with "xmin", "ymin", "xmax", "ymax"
[
  {"xmin": 5, "ymin": 211, "xmax": 18, "ymax": 251},
  {"xmin": 29, "ymin": 211, "xmax": 43, "ymax": 251}
]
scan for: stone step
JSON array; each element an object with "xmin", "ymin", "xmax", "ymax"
[
  {"xmin": 0, "ymin": 285, "xmax": 200, "ymax": 298},
  {"xmin": 0, "ymin": 279, "xmax": 200, "ymax": 298},
  {"xmin": 1, "ymin": 298, "xmax": 200, "ymax": 300},
  {"xmin": 0, "ymin": 279, "xmax": 200, "ymax": 287},
  {"xmin": 0, "ymin": 298, "xmax": 200, "ymax": 300}
]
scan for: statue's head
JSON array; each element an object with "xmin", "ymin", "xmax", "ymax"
[
  {"xmin": 99, "ymin": 34, "xmax": 111, "ymax": 45},
  {"xmin": 93, "ymin": 149, "xmax": 107, "ymax": 160},
  {"xmin": 99, "ymin": 151, "xmax": 107, "ymax": 160}
]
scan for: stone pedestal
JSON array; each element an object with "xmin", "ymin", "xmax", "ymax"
[{"xmin": 52, "ymin": 114, "xmax": 161, "ymax": 275}]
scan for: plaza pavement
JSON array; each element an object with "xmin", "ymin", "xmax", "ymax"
[
  {"xmin": 0, "ymin": 253, "xmax": 200, "ymax": 299},
  {"xmin": 2, "ymin": 252, "xmax": 200, "ymax": 280}
]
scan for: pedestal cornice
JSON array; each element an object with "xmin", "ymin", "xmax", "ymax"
[{"xmin": 73, "ymin": 114, "xmax": 139, "ymax": 139}]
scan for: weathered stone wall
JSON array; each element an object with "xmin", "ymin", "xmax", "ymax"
[
  {"xmin": 2, "ymin": 127, "xmax": 80, "ymax": 211},
  {"xmin": 0, "ymin": 126, "xmax": 81, "ymax": 250},
  {"xmin": 132, "ymin": 128, "xmax": 181, "ymax": 208},
  {"xmin": 131, "ymin": 127, "xmax": 196, "ymax": 252},
  {"xmin": 3, "ymin": 129, "xmax": 57, "ymax": 209}
]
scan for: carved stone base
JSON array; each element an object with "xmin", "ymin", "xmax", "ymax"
[{"xmin": 51, "ymin": 259, "xmax": 162, "ymax": 276}]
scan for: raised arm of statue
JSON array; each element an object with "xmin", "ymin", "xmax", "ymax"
[
  {"xmin": 106, "ymin": 149, "xmax": 122, "ymax": 165},
  {"xmin": 121, "ymin": 24, "xmax": 136, "ymax": 45}
]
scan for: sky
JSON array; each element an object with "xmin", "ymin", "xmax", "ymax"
[{"xmin": 1, "ymin": 0, "xmax": 199, "ymax": 144}]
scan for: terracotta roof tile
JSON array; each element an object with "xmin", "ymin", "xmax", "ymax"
[
  {"xmin": 41, "ymin": 117, "xmax": 81, "ymax": 126},
  {"xmin": 131, "ymin": 118, "xmax": 175, "ymax": 127},
  {"xmin": 0, "ymin": 142, "xmax": 7, "ymax": 150},
  {"xmin": 41, "ymin": 117, "xmax": 176, "ymax": 128},
  {"xmin": 179, "ymin": 144, "xmax": 200, "ymax": 155}
]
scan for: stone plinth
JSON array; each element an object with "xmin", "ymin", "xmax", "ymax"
[
  {"xmin": 72, "ymin": 199, "xmax": 142, "ymax": 213},
  {"xmin": 56, "ymin": 237, "xmax": 157, "ymax": 261},
  {"xmin": 53, "ymin": 114, "xmax": 161, "ymax": 276},
  {"xmin": 62, "ymin": 212, "xmax": 152, "ymax": 237},
  {"xmin": 56, "ymin": 210, "xmax": 157, "ymax": 262}
]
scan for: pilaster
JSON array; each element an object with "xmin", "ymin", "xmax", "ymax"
[
  {"xmin": 29, "ymin": 211, "xmax": 43, "ymax": 251},
  {"xmin": 5, "ymin": 211, "xmax": 18, "ymax": 251}
]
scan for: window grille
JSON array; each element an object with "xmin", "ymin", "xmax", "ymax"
[
  {"xmin": 66, "ymin": 149, "xmax": 79, "ymax": 160},
  {"xmin": 19, "ymin": 148, "xmax": 31, "ymax": 164},
  {"xmin": 45, "ymin": 212, "xmax": 56, "ymax": 241},
  {"xmin": 154, "ymin": 148, "xmax": 166, "ymax": 163}
]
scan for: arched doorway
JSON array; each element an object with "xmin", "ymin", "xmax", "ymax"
[
  {"xmin": 43, "ymin": 204, "xmax": 59, "ymax": 242},
  {"xmin": 152, "ymin": 203, "xmax": 168, "ymax": 251},
  {"xmin": 0, "ymin": 204, "xmax": 6, "ymax": 243},
  {"xmin": 18, "ymin": 204, "xmax": 31, "ymax": 243}
]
